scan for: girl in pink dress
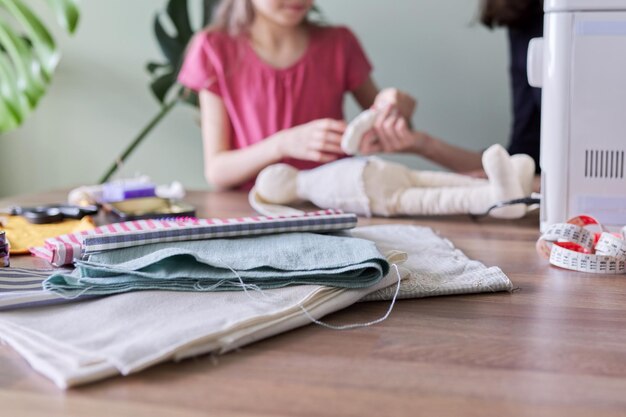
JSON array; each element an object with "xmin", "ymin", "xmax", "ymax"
[{"xmin": 178, "ymin": 0, "xmax": 415, "ymax": 190}]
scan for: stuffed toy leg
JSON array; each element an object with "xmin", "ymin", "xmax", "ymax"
[
  {"xmin": 364, "ymin": 145, "xmax": 534, "ymax": 217},
  {"xmin": 250, "ymin": 144, "xmax": 535, "ymax": 219}
]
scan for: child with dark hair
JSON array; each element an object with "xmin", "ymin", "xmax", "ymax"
[
  {"xmin": 481, "ymin": 0, "xmax": 543, "ymax": 28},
  {"xmin": 482, "ymin": 0, "xmax": 544, "ymax": 172},
  {"xmin": 364, "ymin": 0, "xmax": 544, "ymax": 182}
]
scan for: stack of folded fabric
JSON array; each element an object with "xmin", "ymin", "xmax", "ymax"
[
  {"xmin": 2, "ymin": 210, "xmax": 361, "ymax": 310},
  {"xmin": 43, "ymin": 232, "xmax": 389, "ymax": 297},
  {"xmin": 0, "ymin": 212, "xmax": 513, "ymax": 388}
]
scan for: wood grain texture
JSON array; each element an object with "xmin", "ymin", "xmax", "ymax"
[{"xmin": 1, "ymin": 191, "xmax": 625, "ymax": 417}]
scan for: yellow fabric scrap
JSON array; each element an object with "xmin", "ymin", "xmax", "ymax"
[{"xmin": 0, "ymin": 216, "xmax": 96, "ymax": 255}]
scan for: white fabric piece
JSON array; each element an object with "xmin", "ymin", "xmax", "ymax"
[
  {"xmin": 355, "ymin": 225, "xmax": 513, "ymax": 301},
  {"xmin": 0, "ymin": 273, "xmax": 396, "ymax": 389}
]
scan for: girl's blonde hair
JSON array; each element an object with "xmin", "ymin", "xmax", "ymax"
[
  {"xmin": 210, "ymin": 0, "xmax": 255, "ymax": 35},
  {"xmin": 209, "ymin": 0, "xmax": 319, "ymax": 35}
]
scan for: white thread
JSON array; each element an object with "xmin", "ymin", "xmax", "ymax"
[
  {"xmin": 52, "ymin": 285, "xmax": 97, "ymax": 300},
  {"xmin": 216, "ymin": 258, "xmax": 286, "ymax": 303},
  {"xmin": 299, "ymin": 264, "xmax": 402, "ymax": 330},
  {"xmin": 193, "ymin": 279, "xmax": 229, "ymax": 292},
  {"xmin": 216, "ymin": 257, "xmax": 401, "ymax": 330}
]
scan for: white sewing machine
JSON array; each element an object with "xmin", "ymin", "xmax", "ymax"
[{"xmin": 528, "ymin": 0, "xmax": 626, "ymax": 231}]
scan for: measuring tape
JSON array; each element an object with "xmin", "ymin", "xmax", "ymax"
[{"xmin": 536, "ymin": 215, "xmax": 626, "ymax": 274}]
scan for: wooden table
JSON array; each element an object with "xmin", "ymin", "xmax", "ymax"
[{"xmin": 1, "ymin": 191, "xmax": 626, "ymax": 417}]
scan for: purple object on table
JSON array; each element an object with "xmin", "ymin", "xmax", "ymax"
[
  {"xmin": 101, "ymin": 182, "xmax": 156, "ymax": 203},
  {"xmin": 0, "ymin": 231, "xmax": 8, "ymax": 267}
]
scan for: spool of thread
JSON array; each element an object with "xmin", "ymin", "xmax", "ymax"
[{"xmin": 0, "ymin": 231, "xmax": 8, "ymax": 267}]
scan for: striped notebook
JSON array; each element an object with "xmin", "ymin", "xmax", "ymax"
[{"xmin": 30, "ymin": 209, "xmax": 358, "ymax": 267}]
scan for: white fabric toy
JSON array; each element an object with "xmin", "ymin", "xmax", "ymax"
[
  {"xmin": 249, "ymin": 144, "xmax": 535, "ymax": 219},
  {"xmin": 341, "ymin": 109, "xmax": 378, "ymax": 155}
]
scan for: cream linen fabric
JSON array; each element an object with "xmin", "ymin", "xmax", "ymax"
[{"xmin": 357, "ymin": 225, "xmax": 513, "ymax": 301}]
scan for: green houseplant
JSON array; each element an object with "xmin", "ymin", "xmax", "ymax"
[
  {"xmin": 98, "ymin": 0, "xmax": 217, "ymax": 183},
  {"xmin": 0, "ymin": 0, "xmax": 80, "ymax": 133}
]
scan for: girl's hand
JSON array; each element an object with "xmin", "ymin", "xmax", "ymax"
[
  {"xmin": 277, "ymin": 118, "xmax": 347, "ymax": 162},
  {"xmin": 368, "ymin": 88, "xmax": 418, "ymax": 153},
  {"xmin": 360, "ymin": 108, "xmax": 428, "ymax": 154},
  {"xmin": 373, "ymin": 88, "xmax": 417, "ymax": 120}
]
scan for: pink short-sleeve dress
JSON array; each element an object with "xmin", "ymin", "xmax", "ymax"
[{"xmin": 177, "ymin": 25, "xmax": 373, "ymax": 188}]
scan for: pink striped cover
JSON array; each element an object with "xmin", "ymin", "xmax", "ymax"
[{"xmin": 29, "ymin": 209, "xmax": 355, "ymax": 267}]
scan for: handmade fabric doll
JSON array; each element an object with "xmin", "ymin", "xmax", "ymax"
[{"xmin": 249, "ymin": 110, "xmax": 535, "ymax": 219}]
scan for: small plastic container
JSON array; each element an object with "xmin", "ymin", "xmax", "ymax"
[
  {"xmin": 101, "ymin": 181, "xmax": 156, "ymax": 203},
  {"xmin": 102, "ymin": 197, "xmax": 195, "ymax": 221}
]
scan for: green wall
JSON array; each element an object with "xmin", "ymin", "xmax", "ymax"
[{"xmin": 0, "ymin": 0, "xmax": 511, "ymax": 198}]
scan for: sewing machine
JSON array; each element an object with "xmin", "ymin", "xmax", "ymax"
[{"xmin": 528, "ymin": 0, "xmax": 626, "ymax": 231}]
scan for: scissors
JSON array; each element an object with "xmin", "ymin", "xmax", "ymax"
[{"xmin": 1, "ymin": 204, "xmax": 99, "ymax": 224}]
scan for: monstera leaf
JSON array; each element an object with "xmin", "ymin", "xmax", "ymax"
[
  {"xmin": 147, "ymin": 0, "xmax": 217, "ymax": 106},
  {"xmin": 99, "ymin": 0, "xmax": 217, "ymax": 183},
  {"xmin": 0, "ymin": 0, "xmax": 79, "ymax": 133}
]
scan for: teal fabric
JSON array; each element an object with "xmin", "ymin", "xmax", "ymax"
[{"xmin": 43, "ymin": 233, "xmax": 389, "ymax": 297}]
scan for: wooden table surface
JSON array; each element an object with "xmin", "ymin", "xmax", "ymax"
[{"xmin": 1, "ymin": 191, "xmax": 626, "ymax": 417}]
